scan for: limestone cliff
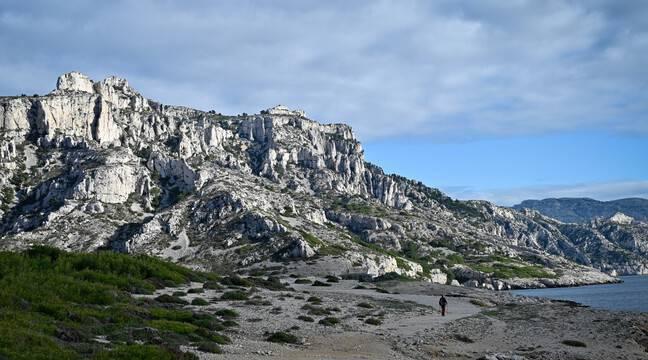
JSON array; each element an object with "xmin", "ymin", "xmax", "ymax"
[{"xmin": 0, "ymin": 72, "xmax": 644, "ymax": 289}]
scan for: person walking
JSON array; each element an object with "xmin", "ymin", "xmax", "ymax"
[{"xmin": 439, "ymin": 295, "xmax": 448, "ymax": 316}]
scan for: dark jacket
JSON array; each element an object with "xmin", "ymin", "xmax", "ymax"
[{"xmin": 439, "ymin": 296, "xmax": 447, "ymax": 307}]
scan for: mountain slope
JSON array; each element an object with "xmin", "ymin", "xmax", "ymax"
[
  {"xmin": 514, "ymin": 198, "xmax": 648, "ymax": 223},
  {"xmin": 0, "ymin": 72, "xmax": 645, "ymax": 289}
]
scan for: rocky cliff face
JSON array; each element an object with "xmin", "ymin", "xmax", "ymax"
[{"xmin": 0, "ymin": 73, "xmax": 644, "ymax": 289}]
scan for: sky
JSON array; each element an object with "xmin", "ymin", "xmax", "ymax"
[{"xmin": 1, "ymin": 0, "xmax": 647, "ymax": 205}]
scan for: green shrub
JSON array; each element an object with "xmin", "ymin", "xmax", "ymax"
[
  {"xmin": 191, "ymin": 298, "xmax": 209, "ymax": 306},
  {"xmin": 294, "ymin": 278, "xmax": 312, "ymax": 284},
  {"xmin": 202, "ymin": 281, "xmax": 223, "ymax": 290},
  {"xmin": 318, "ymin": 317, "xmax": 340, "ymax": 326},
  {"xmin": 196, "ymin": 341, "xmax": 222, "ymax": 354},
  {"xmin": 94, "ymin": 344, "xmax": 185, "ymax": 360},
  {"xmin": 307, "ymin": 296, "xmax": 322, "ymax": 304},
  {"xmin": 214, "ymin": 308, "xmax": 239, "ymax": 319},
  {"xmin": 297, "ymin": 315, "xmax": 314, "ymax": 322},
  {"xmin": 149, "ymin": 320, "xmax": 198, "ymax": 334},
  {"xmin": 267, "ymin": 331, "xmax": 300, "ymax": 344},
  {"xmin": 220, "ymin": 275, "xmax": 252, "ymax": 287},
  {"xmin": 364, "ymin": 318, "xmax": 382, "ymax": 325},
  {"xmin": 155, "ymin": 294, "xmax": 188, "ymax": 305},
  {"xmin": 311, "ymin": 280, "xmax": 331, "ymax": 287},
  {"xmin": 357, "ymin": 302, "xmax": 373, "ymax": 309},
  {"xmin": 562, "ymin": 340, "xmax": 587, "ymax": 347},
  {"xmin": 302, "ymin": 304, "xmax": 331, "ymax": 316},
  {"xmin": 325, "ymin": 275, "xmax": 340, "ymax": 283},
  {"xmin": 221, "ymin": 291, "xmax": 249, "ymax": 301}
]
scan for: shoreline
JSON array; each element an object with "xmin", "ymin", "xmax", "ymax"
[{"xmin": 155, "ymin": 276, "xmax": 648, "ymax": 359}]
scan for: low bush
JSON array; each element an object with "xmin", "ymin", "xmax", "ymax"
[
  {"xmin": 221, "ymin": 291, "xmax": 249, "ymax": 301},
  {"xmin": 155, "ymin": 294, "xmax": 189, "ymax": 305},
  {"xmin": 364, "ymin": 318, "xmax": 382, "ymax": 325},
  {"xmin": 318, "ymin": 317, "xmax": 340, "ymax": 326},
  {"xmin": 196, "ymin": 341, "xmax": 222, "ymax": 354},
  {"xmin": 297, "ymin": 315, "xmax": 314, "ymax": 322},
  {"xmin": 214, "ymin": 308, "xmax": 239, "ymax": 319},
  {"xmin": 191, "ymin": 298, "xmax": 209, "ymax": 306},
  {"xmin": 562, "ymin": 340, "xmax": 587, "ymax": 347},
  {"xmin": 267, "ymin": 331, "xmax": 300, "ymax": 344}
]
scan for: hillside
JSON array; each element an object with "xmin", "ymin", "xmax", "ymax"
[
  {"xmin": 513, "ymin": 197, "xmax": 648, "ymax": 223},
  {"xmin": 0, "ymin": 72, "xmax": 646, "ymax": 290}
]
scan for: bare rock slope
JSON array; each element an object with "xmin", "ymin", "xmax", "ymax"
[{"xmin": 0, "ymin": 72, "xmax": 645, "ymax": 288}]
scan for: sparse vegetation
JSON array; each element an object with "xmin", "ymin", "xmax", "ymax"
[
  {"xmin": 357, "ymin": 302, "xmax": 374, "ymax": 309},
  {"xmin": 0, "ymin": 246, "xmax": 224, "ymax": 359}
]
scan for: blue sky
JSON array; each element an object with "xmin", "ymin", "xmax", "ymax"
[{"xmin": 1, "ymin": 0, "xmax": 647, "ymax": 205}]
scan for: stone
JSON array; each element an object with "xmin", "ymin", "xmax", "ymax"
[{"xmin": 56, "ymin": 72, "xmax": 95, "ymax": 93}]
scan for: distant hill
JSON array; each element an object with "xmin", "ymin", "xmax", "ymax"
[{"xmin": 513, "ymin": 198, "xmax": 648, "ymax": 223}]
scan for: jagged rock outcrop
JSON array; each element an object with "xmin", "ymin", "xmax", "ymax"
[{"xmin": 0, "ymin": 72, "xmax": 644, "ymax": 286}]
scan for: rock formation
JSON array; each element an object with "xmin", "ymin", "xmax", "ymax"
[{"xmin": 0, "ymin": 72, "xmax": 645, "ymax": 288}]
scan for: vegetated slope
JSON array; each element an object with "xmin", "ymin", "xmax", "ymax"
[
  {"xmin": 514, "ymin": 197, "xmax": 648, "ymax": 223},
  {"xmin": 0, "ymin": 246, "xmax": 222, "ymax": 359},
  {"xmin": 0, "ymin": 72, "xmax": 645, "ymax": 291}
]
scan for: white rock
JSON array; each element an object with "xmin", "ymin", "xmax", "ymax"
[{"xmin": 56, "ymin": 72, "xmax": 95, "ymax": 93}]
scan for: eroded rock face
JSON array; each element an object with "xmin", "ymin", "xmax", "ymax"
[
  {"xmin": 0, "ymin": 72, "xmax": 644, "ymax": 284},
  {"xmin": 56, "ymin": 72, "xmax": 95, "ymax": 93}
]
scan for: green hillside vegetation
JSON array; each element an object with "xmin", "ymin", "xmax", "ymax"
[{"xmin": 0, "ymin": 246, "xmax": 226, "ymax": 359}]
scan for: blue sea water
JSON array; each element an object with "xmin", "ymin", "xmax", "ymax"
[{"xmin": 510, "ymin": 275, "xmax": 648, "ymax": 312}]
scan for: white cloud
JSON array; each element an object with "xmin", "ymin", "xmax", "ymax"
[{"xmin": 0, "ymin": 0, "xmax": 647, "ymax": 140}]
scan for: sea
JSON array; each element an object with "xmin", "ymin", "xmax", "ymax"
[{"xmin": 510, "ymin": 275, "xmax": 648, "ymax": 312}]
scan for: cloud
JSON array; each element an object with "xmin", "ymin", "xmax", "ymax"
[
  {"xmin": 447, "ymin": 180, "xmax": 648, "ymax": 206},
  {"xmin": 0, "ymin": 0, "xmax": 647, "ymax": 140}
]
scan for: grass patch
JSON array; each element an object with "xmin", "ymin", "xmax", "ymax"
[
  {"xmin": 294, "ymin": 278, "xmax": 312, "ymax": 284},
  {"xmin": 312, "ymin": 280, "xmax": 331, "ymax": 287},
  {"xmin": 357, "ymin": 302, "xmax": 373, "ymax": 309}
]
